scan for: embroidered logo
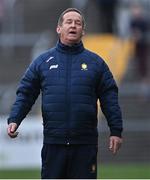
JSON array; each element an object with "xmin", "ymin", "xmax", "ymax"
[
  {"xmin": 46, "ymin": 56, "xmax": 54, "ymax": 62},
  {"xmin": 49, "ymin": 64, "xmax": 58, "ymax": 70},
  {"xmin": 81, "ymin": 63, "xmax": 88, "ymax": 71}
]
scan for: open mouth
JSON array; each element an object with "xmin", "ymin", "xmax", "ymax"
[{"xmin": 69, "ymin": 31, "xmax": 77, "ymax": 35}]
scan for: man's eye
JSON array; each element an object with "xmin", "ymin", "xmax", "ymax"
[
  {"xmin": 76, "ymin": 22, "xmax": 82, "ymax": 26},
  {"xmin": 75, "ymin": 21, "xmax": 82, "ymax": 26},
  {"xmin": 66, "ymin": 21, "xmax": 72, "ymax": 24}
]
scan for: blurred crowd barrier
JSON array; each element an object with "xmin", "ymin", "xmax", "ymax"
[{"xmin": 0, "ymin": 116, "xmax": 43, "ymax": 169}]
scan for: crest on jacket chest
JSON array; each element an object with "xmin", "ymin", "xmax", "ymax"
[{"xmin": 81, "ymin": 63, "xmax": 88, "ymax": 71}]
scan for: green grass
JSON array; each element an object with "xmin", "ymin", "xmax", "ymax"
[
  {"xmin": 0, "ymin": 168, "xmax": 40, "ymax": 179},
  {"xmin": 98, "ymin": 163, "xmax": 150, "ymax": 179},
  {"xmin": 0, "ymin": 164, "xmax": 150, "ymax": 179}
]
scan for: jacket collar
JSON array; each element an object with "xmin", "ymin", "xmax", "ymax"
[{"xmin": 56, "ymin": 39, "xmax": 84, "ymax": 54}]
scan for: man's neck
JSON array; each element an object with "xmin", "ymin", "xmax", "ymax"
[{"xmin": 59, "ymin": 39, "xmax": 81, "ymax": 46}]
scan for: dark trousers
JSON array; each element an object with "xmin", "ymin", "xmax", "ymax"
[{"xmin": 41, "ymin": 144, "xmax": 98, "ymax": 179}]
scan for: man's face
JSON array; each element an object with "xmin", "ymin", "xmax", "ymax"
[{"xmin": 57, "ymin": 11, "xmax": 85, "ymax": 45}]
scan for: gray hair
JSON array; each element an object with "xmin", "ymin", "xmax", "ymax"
[{"xmin": 57, "ymin": 8, "xmax": 86, "ymax": 29}]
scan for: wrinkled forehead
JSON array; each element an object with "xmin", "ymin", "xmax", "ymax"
[{"xmin": 63, "ymin": 11, "xmax": 82, "ymax": 22}]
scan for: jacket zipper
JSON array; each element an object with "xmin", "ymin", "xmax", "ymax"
[{"xmin": 66, "ymin": 54, "xmax": 72, "ymax": 144}]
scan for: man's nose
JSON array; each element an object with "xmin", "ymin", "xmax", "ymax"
[{"xmin": 71, "ymin": 21, "xmax": 76, "ymax": 27}]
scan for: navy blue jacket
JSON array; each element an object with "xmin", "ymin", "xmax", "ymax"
[{"xmin": 8, "ymin": 40, "xmax": 123, "ymax": 144}]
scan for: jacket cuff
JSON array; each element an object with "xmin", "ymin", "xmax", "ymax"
[
  {"xmin": 110, "ymin": 128, "xmax": 123, "ymax": 138},
  {"xmin": 7, "ymin": 118, "xmax": 21, "ymax": 126}
]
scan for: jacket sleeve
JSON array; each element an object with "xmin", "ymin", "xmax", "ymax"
[
  {"xmin": 97, "ymin": 61, "xmax": 123, "ymax": 137},
  {"xmin": 7, "ymin": 59, "xmax": 41, "ymax": 126}
]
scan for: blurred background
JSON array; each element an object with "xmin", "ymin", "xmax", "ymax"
[{"xmin": 0, "ymin": 0, "xmax": 150, "ymax": 179}]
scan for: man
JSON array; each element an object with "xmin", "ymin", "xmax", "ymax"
[
  {"xmin": 130, "ymin": 4, "xmax": 149, "ymax": 92},
  {"xmin": 7, "ymin": 8, "xmax": 123, "ymax": 179}
]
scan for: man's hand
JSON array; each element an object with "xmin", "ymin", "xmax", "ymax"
[
  {"xmin": 7, "ymin": 123, "xmax": 19, "ymax": 138},
  {"xmin": 109, "ymin": 136, "xmax": 123, "ymax": 154}
]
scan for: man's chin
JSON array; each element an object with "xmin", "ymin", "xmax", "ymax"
[{"xmin": 68, "ymin": 38, "xmax": 80, "ymax": 44}]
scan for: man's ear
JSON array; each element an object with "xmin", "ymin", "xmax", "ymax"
[
  {"xmin": 82, "ymin": 30, "xmax": 85, "ymax": 36},
  {"xmin": 56, "ymin": 26, "xmax": 61, "ymax": 34}
]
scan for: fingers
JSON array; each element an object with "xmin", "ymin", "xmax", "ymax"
[
  {"xmin": 7, "ymin": 123, "xmax": 19, "ymax": 138},
  {"xmin": 109, "ymin": 136, "xmax": 123, "ymax": 155}
]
